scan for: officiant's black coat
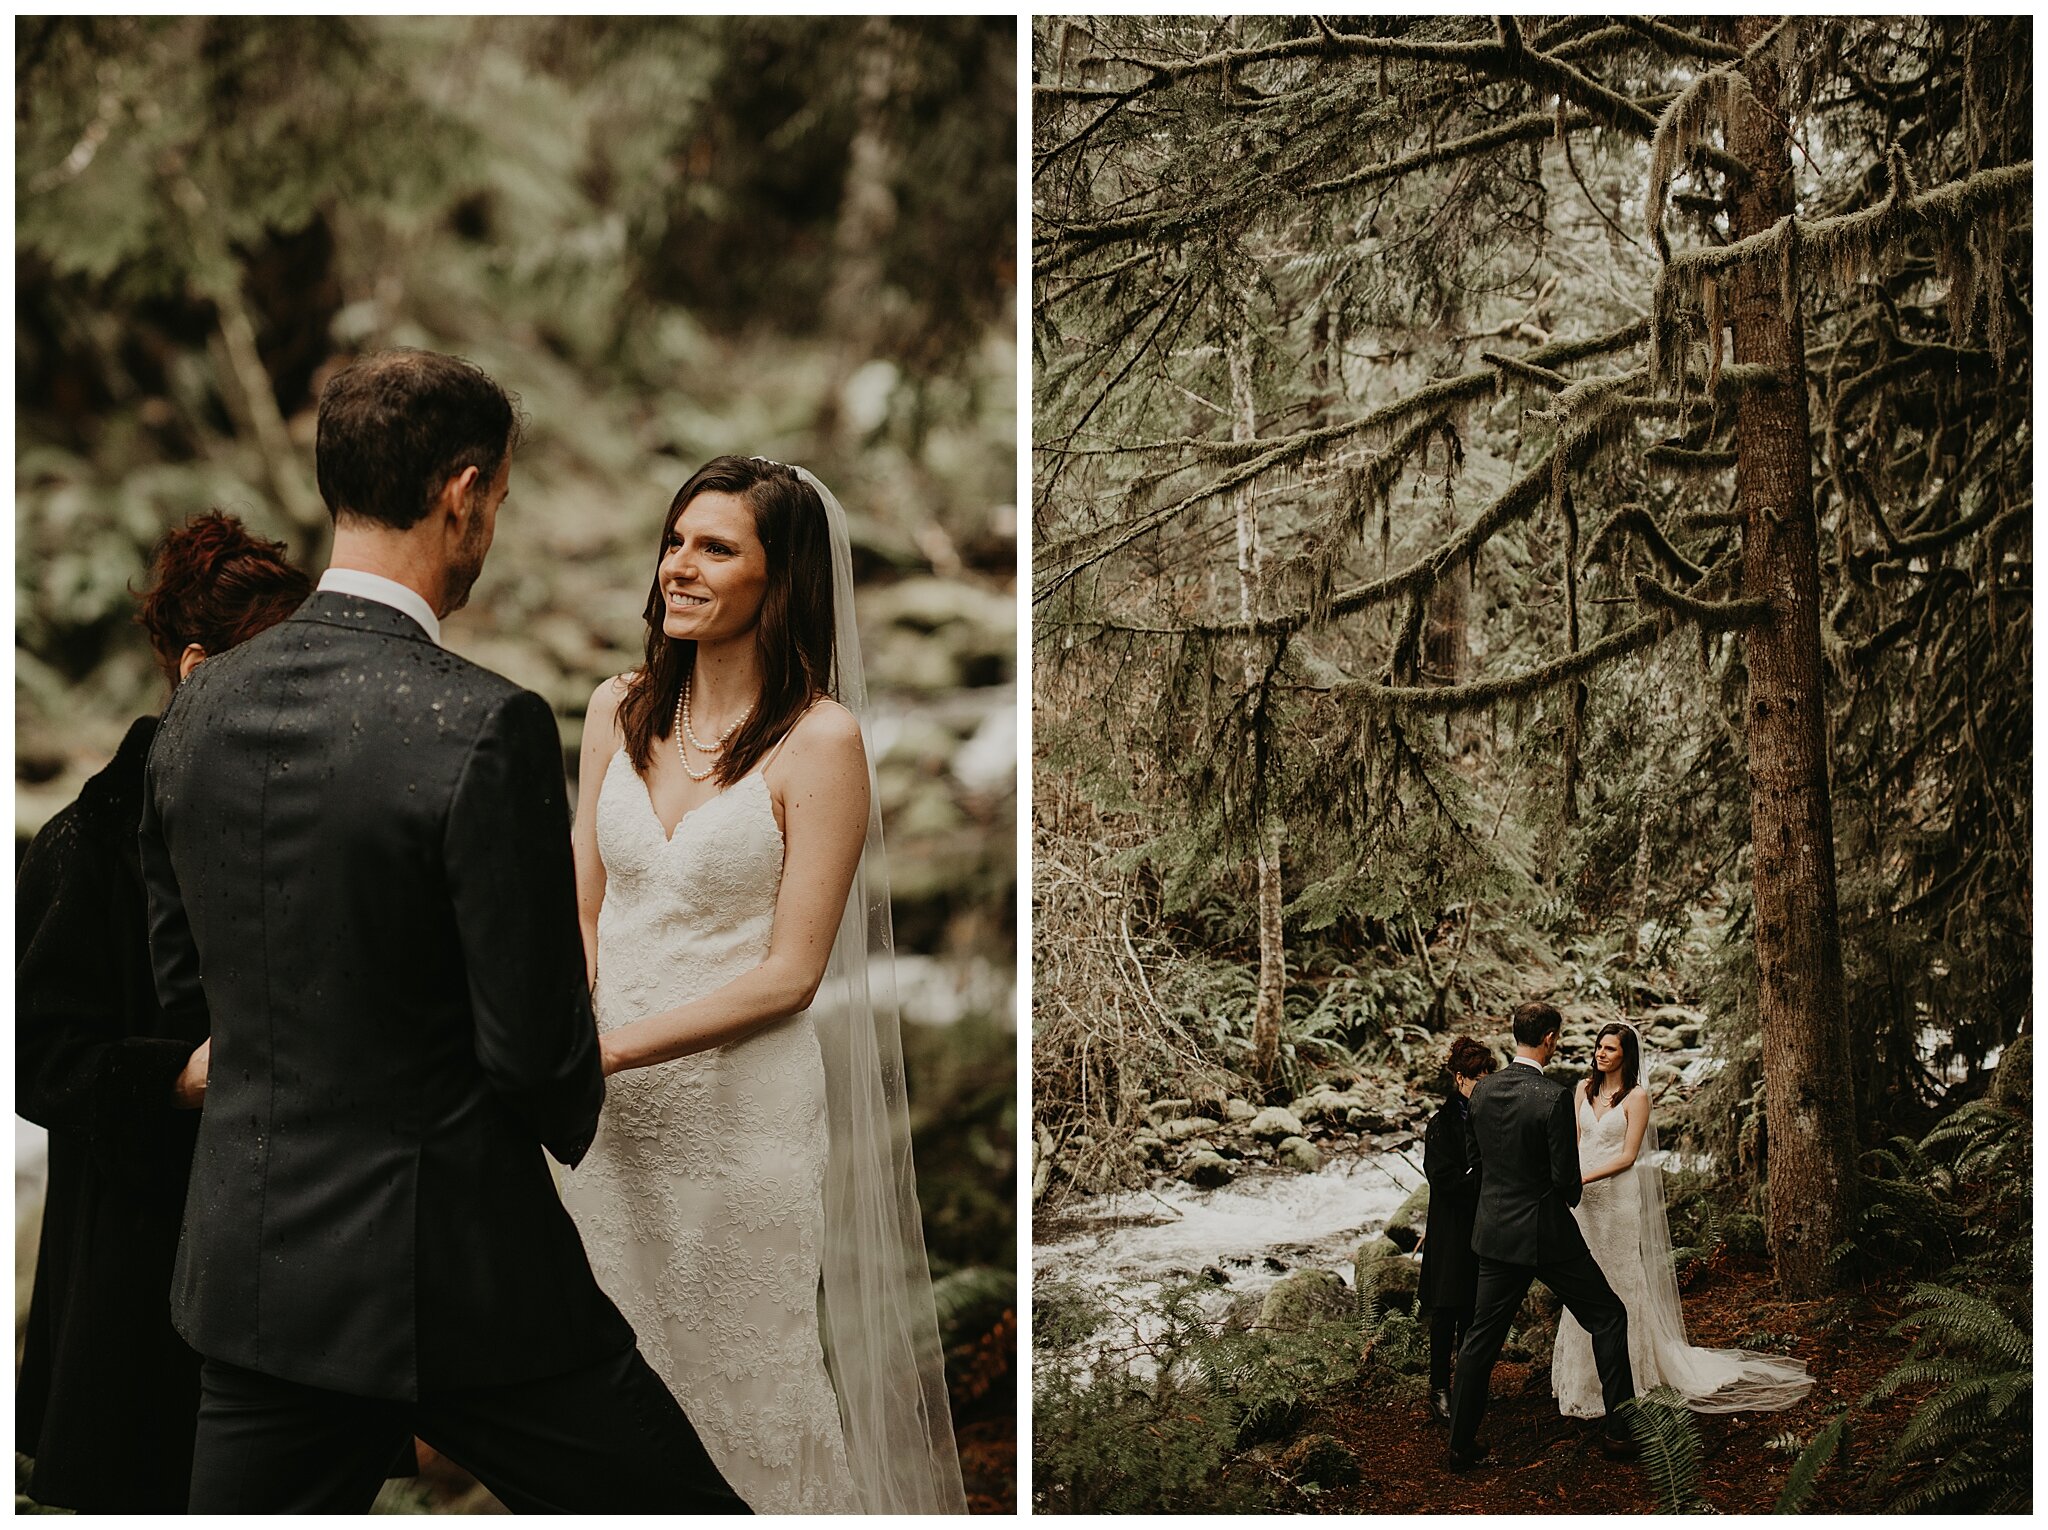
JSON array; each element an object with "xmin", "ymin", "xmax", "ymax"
[
  {"xmin": 1417, "ymin": 1093, "xmax": 1480, "ymax": 1312},
  {"xmin": 141, "ymin": 593, "xmax": 634, "ymax": 1402},
  {"xmin": 16, "ymin": 716, "xmax": 206, "ymax": 1511}
]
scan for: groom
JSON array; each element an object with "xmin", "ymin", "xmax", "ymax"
[
  {"xmin": 1444, "ymin": 1001, "xmax": 1638, "ymax": 1469},
  {"xmin": 140, "ymin": 349, "xmax": 746, "ymax": 1512}
]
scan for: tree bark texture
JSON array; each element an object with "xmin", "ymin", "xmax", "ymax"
[
  {"xmin": 1228, "ymin": 323, "xmax": 1286, "ymax": 1090},
  {"xmin": 1729, "ymin": 16, "xmax": 1858, "ymax": 1295}
]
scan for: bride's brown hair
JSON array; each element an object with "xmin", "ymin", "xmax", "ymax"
[
  {"xmin": 614, "ymin": 455, "xmax": 836, "ymax": 786},
  {"xmin": 1584, "ymin": 1021, "xmax": 1640, "ymax": 1110}
]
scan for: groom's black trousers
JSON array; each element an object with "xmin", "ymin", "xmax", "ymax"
[
  {"xmin": 188, "ymin": 1341, "xmax": 751, "ymax": 1513},
  {"xmin": 1446, "ymin": 1250, "xmax": 1634, "ymax": 1453}
]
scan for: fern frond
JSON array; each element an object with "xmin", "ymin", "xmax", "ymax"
[
  {"xmin": 1772, "ymin": 1410, "xmax": 1849, "ymax": 1514},
  {"xmin": 1890, "ymin": 1283, "xmax": 2032, "ymax": 1367},
  {"xmin": 1626, "ymin": 1387, "xmax": 1707, "ymax": 1513}
]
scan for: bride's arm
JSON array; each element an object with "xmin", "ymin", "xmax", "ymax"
[
  {"xmin": 597, "ymin": 703, "xmax": 869, "ymax": 1074},
  {"xmin": 571, "ymin": 676, "xmax": 626, "ymax": 989},
  {"xmin": 1581, "ymin": 1088, "xmax": 1652, "ymax": 1184}
]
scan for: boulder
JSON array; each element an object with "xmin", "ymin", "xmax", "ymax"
[
  {"xmin": 1989, "ymin": 1032, "xmax": 2032, "ymax": 1110},
  {"xmin": 1352, "ymin": 1236, "xmax": 1420, "ymax": 1315},
  {"xmin": 1218, "ymin": 1290, "xmax": 1264, "ymax": 1332},
  {"xmin": 1248, "ymin": 1106, "xmax": 1306, "ymax": 1141},
  {"xmin": 1257, "ymin": 1269, "xmax": 1355, "ymax": 1329},
  {"xmin": 1294, "ymin": 1090, "xmax": 1366, "ymax": 1126},
  {"xmin": 1158, "ymin": 1116, "xmax": 1222, "ymax": 1143},
  {"xmin": 1223, "ymin": 1097, "xmax": 1259, "ymax": 1123},
  {"xmin": 1276, "ymin": 1136, "xmax": 1322, "ymax": 1172},
  {"xmin": 1515, "ymin": 1282, "xmax": 1560, "ymax": 1328},
  {"xmin": 1278, "ymin": 1433, "xmax": 1360, "ymax": 1489},
  {"xmin": 1382, "ymin": 1180, "xmax": 1430, "ymax": 1253},
  {"xmin": 1146, "ymin": 1097, "xmax": 1193, "ymax": 1123},
  {"xmin": 1180, "ymin": 1150, "xmax": 1234, "ymax": 1189}
]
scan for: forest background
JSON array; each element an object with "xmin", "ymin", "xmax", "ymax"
[
  {"xmin": 1032, "ymin": 14, "xmax": 2028, "ymax": 1514},
  {"xmin": 14, "ymin": 15, "xmax": 1016, "ymax": 1511}
]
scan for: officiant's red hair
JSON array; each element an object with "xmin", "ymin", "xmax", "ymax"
[{"xmin": 135, "ymin": 511, "xmax": 313, "ymax": 686}]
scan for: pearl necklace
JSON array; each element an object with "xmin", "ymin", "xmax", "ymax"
[{"xmin": 675, "ymin": 674, "xmax": 753, "ymax": 782}]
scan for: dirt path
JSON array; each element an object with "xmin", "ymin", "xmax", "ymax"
[{"xmin": 1276, "ymin": 1257, "xmax": 1928, "ymax": 1513}]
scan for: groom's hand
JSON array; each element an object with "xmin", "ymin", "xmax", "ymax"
[{"xmin": 171, "ymin": 1037, "xmax": 211, "ymax": 1109}]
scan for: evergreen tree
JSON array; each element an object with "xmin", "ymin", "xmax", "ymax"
[{"xmin": 1034, "ymin": 15, "xmax": 2029, "ymax": 1294}]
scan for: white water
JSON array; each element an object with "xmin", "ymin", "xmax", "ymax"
[{"xmin": 1035, "ymin": 1148, "xmax": 1426, "ymax": 1323}]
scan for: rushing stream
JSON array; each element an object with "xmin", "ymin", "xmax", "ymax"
[{"xmin": 1035, "ymin": 1145, "xmax": 1427, "ymax": 1361}]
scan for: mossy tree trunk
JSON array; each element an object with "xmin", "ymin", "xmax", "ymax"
[
  {"xmin": 1729, "ymin": 15, "xmax": 1858, "ymax": 1295},
  {"xmin": 1228, "ymin": 320, "xmax": 1286, "ymax": 1092}
]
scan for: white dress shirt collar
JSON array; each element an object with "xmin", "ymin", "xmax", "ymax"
[
  {"xmin": 317, "ymin": 567, "xmax": 441, "ymax": 646},
  {"xmin": 1511, "ymin": 1055, "xmax": 1546, "ymax": 1071}
]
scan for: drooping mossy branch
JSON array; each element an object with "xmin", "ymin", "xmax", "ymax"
[
  {"xmin": 1033, "ymin": 321, "xmax": 1649, "ymax": 603},
  {"xmin": 1481, "ymin": 349, "xmax": 1571, "ymax": 391},
  {"xmin": 1583, "ymin": 505, "xmax": 1708, "ymax": 583},
  {"xmin": 1633, "ymin": 573, "xmax": 1771, "ymax": 629},
  {"xmin": 1309, "ymin": 564, "xmax": 1766, "ymax": 715},
  {"xmin": 1617, "ymin": 17, "xmax": 1745, "ymax": 64},
  {"xmin": 1304, "ymin": 108, "xmax": 1592, "ymax": 197},
  {"xmin": 1645, "ymin": 443, "xmax": 1739, "ymax": 472},
  {"xmin": 1662, "ymin": 162, "xmax": 2033, "ymax": 293}
]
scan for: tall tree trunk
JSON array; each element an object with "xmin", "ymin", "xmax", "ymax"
[
  {"xmin": 1729, "ymin": 17, "xmax": 1857, "ymax": 1295},
  {"xmin": 1228, "ymin": 323, "xmax": 1286, "ymax": 1091}
]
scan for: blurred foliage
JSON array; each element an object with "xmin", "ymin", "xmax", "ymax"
[{"xmin": 15, "ymin": 14, "xmax": 1016, "ymax": 1501}]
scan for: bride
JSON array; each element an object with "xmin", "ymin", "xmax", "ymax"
[
  {"xmin": 1552, "ymin": 1021, "xmax": 1813, "ymax": 1419},
  {"xmin": 559, "ymin": 455, "xmax": 965, "ymax": 1513}
]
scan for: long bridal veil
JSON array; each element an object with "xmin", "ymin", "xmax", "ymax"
[
  {"xmin": 797, "ymin": 467, "xmax": 967, "ymax": 1512},
  {"xmin": 1621, "ymin": 1022, "xmax": 1813, "ymax": 1413}
]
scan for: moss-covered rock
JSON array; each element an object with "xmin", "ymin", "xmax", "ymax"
[
  {"xmin": 1352, "ymin": 1236, "xmax": 1420, "ymax": 1316},
  {"xmin": 1383, "ymin": 1180, "xmax": 1430, "ymax": 1252},
  {"xmin": 1257, "ymin": 1269, "xmax": 1355, "ymax": 1329},
  {"xmin": 1276, "ymin": 1136, "xmax": 1321, "ymax": 1172},
  {"xmin": 1248, "ymin": 1106, "xmax": 1305, "ymax": 1141},
  {"xmin": 1277, "ymin": 1432, "xmax": 1360, "ymax": 1488}
]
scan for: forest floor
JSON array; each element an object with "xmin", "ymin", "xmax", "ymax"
[{"xmin": 1259, "ymin": 1256, "xmax": 1931, "ymax": 1514}]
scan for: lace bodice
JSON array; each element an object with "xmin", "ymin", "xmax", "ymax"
[
  {"xmin": 559, "ymin": 750, "xmax": 856, "ymax": 1512},
  {"xmin": 1576, "ymin": 1093, "xmax": 1632, "ymax": 1173},
  {"xmin": 590, "ymin": 751, "xmax": 781, "ymax": 1028}
]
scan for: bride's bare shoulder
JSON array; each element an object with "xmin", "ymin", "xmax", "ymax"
[
  {"xmin": 586, "ymin": 673, "xmax": 633, "ymax": 745},
  {"xmin": 784, "ymin": 696, "xmax": 864, "ymax": 757}
]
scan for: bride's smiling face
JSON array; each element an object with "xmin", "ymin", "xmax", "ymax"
[
  {"xmin": 1593, "ymin": 1032, "xmax": 1624, "ymax": 1077},
  {"xmin": 659, "ymin": 491, "xmax": 770, "ymax": 644}
]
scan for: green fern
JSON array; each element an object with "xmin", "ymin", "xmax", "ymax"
[
  {"xmin": 1772, "ymin": 1409, "xmax": 1850, "ymax": 1513},
  {"xmin": 1624, "ymin": 1387, "xmax": 1708, "ymax": 1513},
  {"xmin": 1860, "ymin": 1282, "xmax": 2032, "ymax": 1512}
]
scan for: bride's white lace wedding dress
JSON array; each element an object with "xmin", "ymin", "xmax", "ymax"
[
  {"xmin": 559, "ymin": 749, "xmax": 857, "ymax": 1513},
  {"xmin": 1553, "ymin": 1090, "xmax": 1813, "ymax": 1418}
]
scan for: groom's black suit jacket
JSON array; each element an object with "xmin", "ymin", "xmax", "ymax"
[
  {"xmin": 1463, "ymin": 1060, "xmax": 1591, "ymax": 1266},
  {"xmin": 141, "ymin": 593, "xmax": 633, "ymax": 1401}
]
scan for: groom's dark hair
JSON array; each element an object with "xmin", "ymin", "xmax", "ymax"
[
  {"xmin": 316, "ymin": 349, "xmax": 522, "ymax": 530},
  {"xmin": 1511, "ymin": 1001, "xmax": 1563, "ymax": 1048}
]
